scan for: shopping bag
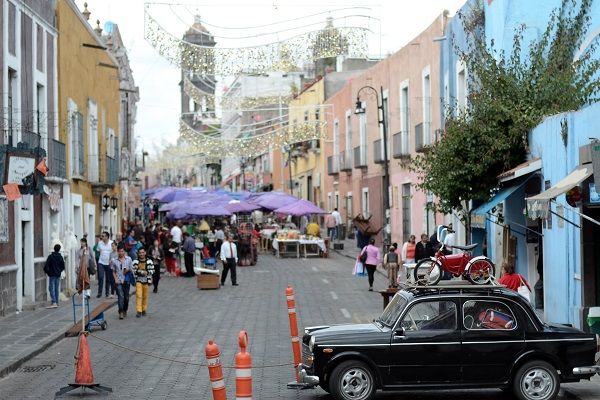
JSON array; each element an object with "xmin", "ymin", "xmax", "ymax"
[
  {"xmin": 517, "ymin": 275, "xmax": 531, "ymax": 301},
  {"xmin": 353, "ymin": 260, "xmax": 366, "ymax": 276}
]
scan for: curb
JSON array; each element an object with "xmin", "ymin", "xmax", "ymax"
[{"xmin": 0, "ymin": 299, "xmax": 118, "ymax": 380}]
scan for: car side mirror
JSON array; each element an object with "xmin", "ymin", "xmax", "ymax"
[{"xmin": 394, "ymin": 327, "xmax": 406, "ymax": 338}]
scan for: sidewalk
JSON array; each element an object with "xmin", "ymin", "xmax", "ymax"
[{"xmin": 0, "ymin": 294, "xmax": 116, "ymax": 379}]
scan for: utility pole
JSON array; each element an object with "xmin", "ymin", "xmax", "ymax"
[{"xmin": 355, "ymin": 85, "xmax": 390, "ymax": 247}]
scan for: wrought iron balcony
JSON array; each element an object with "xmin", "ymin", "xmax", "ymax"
[
  {"xmin": 20, "ymin": 130, "xmax": 41, "ymax": 149},
  {"xmin": 374, "ymin": 139, "xmax": 385, "ymax": 164},
  {"xmin": 327, "ymin": 154, "xmax": 340, "ymax": 175},
  {"xmin": 340, "ymin": 150, "xmax": 352, "ymax": 171},
  {"xmin": 393, "ymin": 131, "xmax": 410, "ymax": 159},
  {"xmin": 353, "ymin": 146, "xmax": 367, "ymax": 168},
  {"xmin": 48, "ymin": 139, "xmax": 67, "ymax": 179}
]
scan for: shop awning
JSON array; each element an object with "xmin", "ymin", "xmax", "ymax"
[
  {"xmin": 471, "ymin": 179, "xmax": 530, "ymax": 228},
  {"xmin": 526, "ymin": 164, "xmax": 593, "ymax": 219},
  {"xmin": 499, "ymin": 158, "xmax": 541, "ymax": 182}
]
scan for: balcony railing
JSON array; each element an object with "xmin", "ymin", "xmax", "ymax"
[
  {"xmin": 106, "ymin": 156, "xmax": 118, "ymax": 185},
  {"xmin": 20, "ymin": 130, "xmax": 41, "ymax": 149},
  {"xmin": 327, "ymin": 155, "xmax": 340, "ymax": 175},
  {"xmin": 48, "ymin": 139, "xmax": 67, "ymax": 179},
  {"xmin": 340, "ymin": 150, "xmax": 352, "ymax": 171},
  {"xmin": 353, "ymin": 146, "xmax": 367, "ymax": 168},
  {"xmin": 415, "ymin": 123, "xmax": 425, "ymax": 152},
  {"xmin": 393, "ymin": 131, "xmax": 410, "ymax": 158},
  {"xmin": 374, "ymin": 139, "xmax": 384, "ymax": 164}
]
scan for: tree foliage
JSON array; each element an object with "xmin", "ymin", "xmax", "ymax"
[{"xmin": 411, "ymin": 0, "xmax": 600, "ymax": 217}]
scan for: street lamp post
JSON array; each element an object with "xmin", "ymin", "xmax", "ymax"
[{"xmin": 355, "ymin": 85, "xmax": 390, "ymax": 247}]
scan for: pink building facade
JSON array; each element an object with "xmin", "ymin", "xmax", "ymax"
[{"xmin": 324, "ymin": 14, "xmax": 448, "ymax": 245}]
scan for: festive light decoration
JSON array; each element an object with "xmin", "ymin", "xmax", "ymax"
[
  {"xmin": 183, "ymin": 75, "xmax": 294, "ymax": 111},
  {"xmin": 144, "ymin": 8, "xmax": 370, "ymax": 75},
  {"xmin": 179, "ymin": 118, "xmax": 327, "ymax": 157}
]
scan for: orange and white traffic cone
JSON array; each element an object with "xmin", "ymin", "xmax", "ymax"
[
  {"xmin": 55, "ymin": 333, "xmax": 112, "ymax": 396},
  {"xmin": 286, "ymin": 286, "xmax": 301, "ymax": 382},
  {"xmin": 74, "ymin": 333, "xmax": 94, "ymax": 385},
  {"xmin": 205, "ymin": 340, "xmax": 227, "ymax": 400},
  {"xmin": 235, "ymin": 330, "xmax": 252, "ymax": 400}
]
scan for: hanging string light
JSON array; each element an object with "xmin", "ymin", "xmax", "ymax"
[
  {"xmin": 144, "ymin": 8, "xmax": 370, "ymax": 75},
  {"xmin": 179, "ymin": 117, "xmax": 328, "ymax": 157}
]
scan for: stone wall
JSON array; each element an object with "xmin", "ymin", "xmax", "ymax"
[
  {"xmin": 0, "ymin": 270, "xmax": 17, "ymax": 316},
  {"xmin": 34, "ymin": 262, "xmax": 47, "ymax": 303}
]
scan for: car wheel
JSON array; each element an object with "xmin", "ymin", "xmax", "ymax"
[
  {"xmin": 513, "ymin": 360, "xmax": 559, "ymax": 400},
  {"xmin": 413, "ymin": 259, "xmax": 442, "ymax": 286},
  {"xmin": 319, "ymin": 382, "xmax": 331, "ymax": 393},
  {"xmin": 466, "ymin": 258, "xmax": 495, "ymax": 285},
  {"xmin": 330, "ymin": 360, "xmax": 375, "ymax": 400}
]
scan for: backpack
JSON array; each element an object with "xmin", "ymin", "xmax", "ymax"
[{"xmin": 359, "ymin": 247, "xmax": 368, "ymax": 263}]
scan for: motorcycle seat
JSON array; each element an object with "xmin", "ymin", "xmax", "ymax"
[{"xmin": 451, "ymin": 243, "xmax": 478, "ymax": 251}]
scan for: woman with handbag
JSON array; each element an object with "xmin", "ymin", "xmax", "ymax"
[
  {"xmin": 360, "ymin": 237, "xmax": 382, "ymax": 292},
  {"xmin": 498, "ymin": 262, "xmax": 531, "ymax": 298}
]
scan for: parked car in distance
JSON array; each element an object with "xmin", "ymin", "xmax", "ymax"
[{"xmin": 289, "ymin": 284, "xmax": 600, "ymax": 400}]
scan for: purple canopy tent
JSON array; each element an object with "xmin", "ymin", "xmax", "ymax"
[
  {"xmin": 152, "ymin": 188, "xmax": 193, "ymax": 203},
  {"xmin": 249, "ymin": 192, "xmax": 299, "ymax": 210},
  {"xmin": 167, "ymin": 201, "xmax": 232, "ymax": 220},
  {"xmin": 225, "ymin": 200, "xmax": 260, "ymax": 213},
  {"xmin": 274, "ymin": 199, "xmax": 327, "ymax": 216}
]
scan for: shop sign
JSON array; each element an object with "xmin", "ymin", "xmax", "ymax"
[
  {"xmin": 7, "ymin": 156, "xmax": 36, "ymax": 184},
  {"xmin": 592, "ymin": 141, "xmax": 600, "ymax": 189}
]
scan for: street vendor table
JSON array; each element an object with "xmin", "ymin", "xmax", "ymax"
[
  {"xmin": 272, "ymin": 239, "xmax": 300, "ymax": 258},
  {"xmin": 299, "ymin": 238, "xmax": 326, "ymax": 258}
]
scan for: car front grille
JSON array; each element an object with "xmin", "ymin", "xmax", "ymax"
[{"xmin": 302, "ymin": 343, "xmax": 313, "ymax": 367}]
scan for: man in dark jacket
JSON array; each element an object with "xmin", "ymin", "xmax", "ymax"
[
  {"xmin": 415, "ymin": 233, "xmax": 429, "ymax": 262},
  {"xmin": 44, "ymin": 244, "xmax": 65, "ymax": 308},
  {"xmin": 181, "ymin": 232, "xmax": 196, "ymax": 277}
]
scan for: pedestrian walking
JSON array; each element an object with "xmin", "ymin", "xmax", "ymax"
[
  {"xmin": 359, "ymin": 237, "xmax": 381, "ymax": 291},
  {"xmin": 112, "ymin": 244, "xmax": 133, "ymax": 319},
  {"xmin": 44, "ymin": 244, "xmax": 65, "ymax": 308},
  {"xmin": 124, "ymin": 229, "xmax": 137, "ymax": 260},
  {"xmin": 383, "ymin": 244, "xmax": 399, "ymax": 288},
  {"xmin": 331, "ymin": 208, "xmax": 342, "ymax": 240},
  {"xmin": 149, "ymin": 239, "xmax": 164, "ymax": 293},
  {"xmin": 325, "ymin": 212, "xmax": 337, "ymax": 242},
  {"xmin": 96, "ymin": 231, "xmax": 115, "ymax": 299},
  {"xmin": 220, "ymin": 235, "xmax": 238, "ymax": 286},
  {"xmin": 415, "ymin": 233, "xmax": 429, "ymax": 262},
  {"xmin": 132, "ymin": 247, "xmax": 154, "ymax": 317},
  {"xmin": 401, "ymin": 235, "xmax": 417, "ymax": 264},
  {"xmin": 75, "ymin": 237, "xmax": 97, "ymax": 282},
  {"xmin": 163, "ymin": 235, "xmax": 178, "ymax": 276},
  {"xmin": 181, "ymin": 232, "xmax": 196, "ymax": 278}
]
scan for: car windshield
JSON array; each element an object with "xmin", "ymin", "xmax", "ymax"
[{"xmin": 378, "ymin": 293, "xmax": 409, "ymax": 327}]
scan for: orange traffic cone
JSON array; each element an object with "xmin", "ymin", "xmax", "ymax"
[
  {"xmin": 74, "ymin": 334, "xmax": 94, "ymax": 385},
  {"xmin": 235, "ymin": 331, "xmax": 252, "ymax": 399},
  {"xmin": 55, "ymin": 333, "xmax": 112, "ymax": 397},
  {"xmin": 205, "ymin": 340, "xmax": 227, "ymax": 400},
  {"xmin": 286, "ymin": 286, "xmax": 302, "ymax": 382}
]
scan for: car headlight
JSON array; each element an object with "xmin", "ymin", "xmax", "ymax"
[{"xmin": 309, "ymin": 335, "xmax": 315, "ymax": 352}]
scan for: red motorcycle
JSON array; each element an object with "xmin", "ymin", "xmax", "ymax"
[{"xmin": 413, "ymin": 243, "xmax": 495, "ymax": 286}]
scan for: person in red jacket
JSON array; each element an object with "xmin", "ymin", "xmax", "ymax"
[{"xmin": 498, "ymin": 262, "xmax": 531, "ymax": 292}]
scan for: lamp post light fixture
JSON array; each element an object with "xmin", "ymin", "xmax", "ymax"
[
  {"xmin": 354, "ymin": 85, "xmax": 390, "ymax": 247},
  {"xmin": 110, "ymin": 196, "xmax": 118, "ymax": 210},
  {"xmin": 102, "ymin": 194, "xmax": 110, "ymax": 210}
]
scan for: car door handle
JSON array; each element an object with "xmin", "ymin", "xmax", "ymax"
[{"xmin": 393, "ymin": 334, "xmax": 406, "ymax": 339}]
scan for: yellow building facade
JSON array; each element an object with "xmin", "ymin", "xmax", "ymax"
[
  {"xmin": 287, "ymin": 79, "xmax": 326, "ymax": 209},
  {"xmin": 57, "ymin": 0, "xmax": 121, "ymax": 243}
]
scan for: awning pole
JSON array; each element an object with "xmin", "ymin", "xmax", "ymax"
[
  {"xmin": 486, "ymin": 213, "xmax": 543, "ymax": 237},
  {"xmin": 549, "ymin": 209, "xmax": 580, "ymax": 228},
  {"xmin": 485, "ymin": 217, "xmax": 526, "ymax": 237},
  {"xmin": 551, "ymin": 200, "xmax": 600, "ymax": 227}
]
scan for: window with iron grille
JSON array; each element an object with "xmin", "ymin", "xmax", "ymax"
[{"xmin": 402, "ymin": 183, "xmax": 411, "ymax": 243}]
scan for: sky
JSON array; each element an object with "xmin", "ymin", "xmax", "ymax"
[{"xmin": 76, "ymin": 0, "xmax": 467, "ymax": 157}]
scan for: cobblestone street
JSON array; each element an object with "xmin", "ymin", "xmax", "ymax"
[{"xmin": 0, "ymin": 252, "xmax": 597, "ymax": 399}]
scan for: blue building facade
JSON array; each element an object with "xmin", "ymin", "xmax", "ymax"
[{"xmin": 441, "ymin": 0, "xmax": 600, "ymax": 328}]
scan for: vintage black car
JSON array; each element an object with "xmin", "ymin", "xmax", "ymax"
[{"xmin": 289, "ymin": 284, "xmax": 600, "ymax": 400}]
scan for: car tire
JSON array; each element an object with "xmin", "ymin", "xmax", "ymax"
[
  {"xmin": 330, "ymin": 360, "xmax": 376, "ymax": 400},
  {"xmin": 513, "ymin": 360, "xmax": 560, "ymax": 400}
]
